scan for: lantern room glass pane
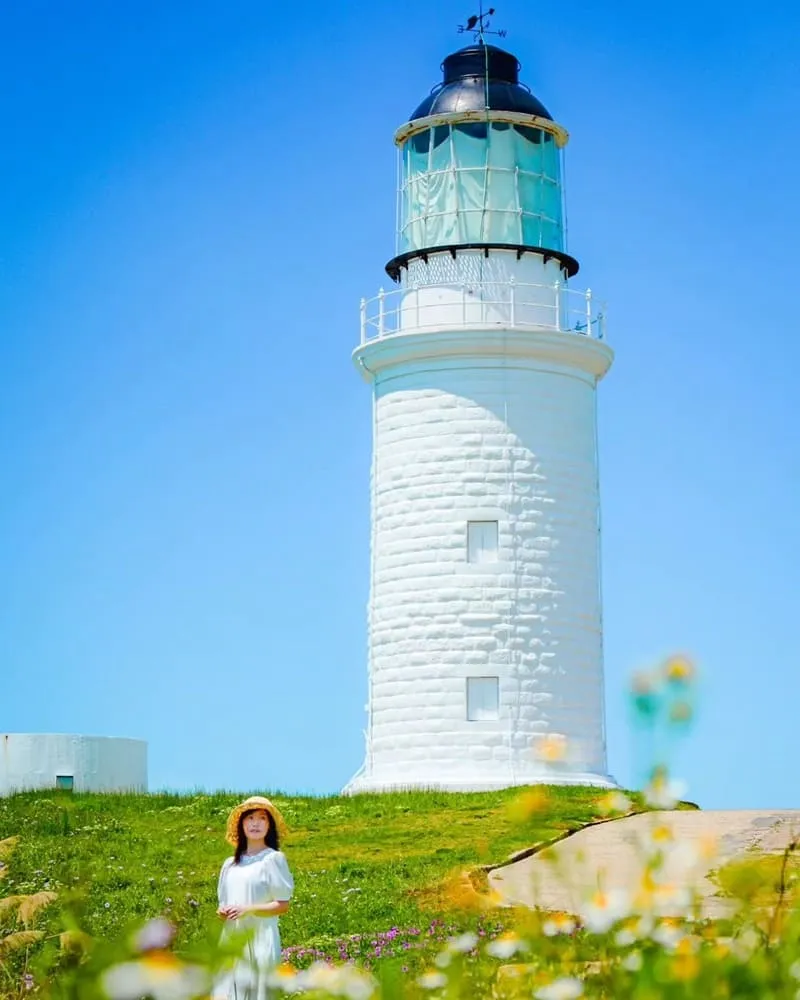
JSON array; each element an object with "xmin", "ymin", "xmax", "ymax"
[{"xmin": 399, "ymin": 123, "xmax": 564, "ymax": 253}]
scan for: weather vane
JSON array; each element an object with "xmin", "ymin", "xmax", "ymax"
[{"xmin": 457, "ymin": 4, "xmax": 506, "ymax": 40}]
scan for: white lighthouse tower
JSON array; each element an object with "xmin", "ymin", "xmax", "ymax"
[{"xmin": 345, "ymin": 28, "xmax": 615, "ymax": 793}]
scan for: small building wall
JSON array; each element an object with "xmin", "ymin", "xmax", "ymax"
[{"xmin": 0, "ymin": 734, "xmax": 147, "ymax": 795}]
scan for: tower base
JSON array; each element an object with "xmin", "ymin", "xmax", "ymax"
[{"xmin": 342, "ymin": 769, "xmax": 618, "ymax": 796}]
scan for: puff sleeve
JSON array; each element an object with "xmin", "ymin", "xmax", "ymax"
[
  {"xmin": 217, "ymin": 857, "xmax": 233, "ymax": 907},
  {"xmin": 267, "ymin": 851, "xmax": 294, "ymax": 902}
]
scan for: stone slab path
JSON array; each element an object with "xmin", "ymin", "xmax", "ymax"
[{"xmin": 488, "ymin": 810, "xmax": 800, "ymax": 919}]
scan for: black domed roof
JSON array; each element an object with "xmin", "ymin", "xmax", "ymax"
[{"xmin": 409, "ymin": 43, "xmax": 552, "ymax": 122}]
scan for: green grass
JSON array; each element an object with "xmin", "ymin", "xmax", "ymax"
[{"xmin": 0, "ymin": 786, "xmax": 627, "ymax": 952}]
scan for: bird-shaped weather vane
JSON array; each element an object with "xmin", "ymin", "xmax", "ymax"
[{"xmin": 458, "ymin": 4, "xmax": 506, "ymax": 40}]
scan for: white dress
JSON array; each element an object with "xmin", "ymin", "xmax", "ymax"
[{"xmin": 212, "ymin": 848, "xmax": 294, "ymax": 1000}]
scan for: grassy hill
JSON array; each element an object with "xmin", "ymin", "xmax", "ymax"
[{"xmin": 0, "ymin": 785, "xmax": 629, "ymax": 962}]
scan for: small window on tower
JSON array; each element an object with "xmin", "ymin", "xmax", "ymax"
[
  {"xmin": 467, "ymin": 521, "xmax": 498, "ymax": 563},
  {"xmin": 466, "ymin": 677, "xmax": 500, "ymax": 721},
  {"xmin": 55, "ymin": 775, "xmax": 74, "ymax": 791}
]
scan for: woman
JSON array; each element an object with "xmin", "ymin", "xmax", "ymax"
[{"xmin": 212, "ymin": 795, "xmax": 294, "ymax": 1000}]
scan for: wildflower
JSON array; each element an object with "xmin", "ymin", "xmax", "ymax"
[
  {"xmin": 670, "ymin": 936, "xmax": 701, "ymax": 980},
  {"xmin": 533, "ymin": 734, "xmax": 568, "ymax": 762},
  {"xmin": 631, "ymin": 671, "xmax": 661, "ymax": 718},
  {"xmin": 447, "ymin": 931, "xmax": 478, "ymax": 953},
  {"xmin": 621, "ymin": 951, "xmax": 643, "ymax": 972},
  {"xmin": 669, "ymin": 701, "xmax": 693, "ymax": 724},
  {"xmin": 597, "ymin": 792, "xmax": 632, "ymax": 816},
  {"xmin": 433, "ymin": 950, "xmax": 451, "ymax": 968},
  {"xmin": 663, "ymin": 655, "xmax": 695, "ymax": 686},
  {"xmin": 542, "ymin": 913, "xmax": 576, "ymax": 937},
  {"xmin": 417, "ymin": 969, "xmax": 448, "ymax": 989},
  {"xmin": 650, "ymin": 882, "xmax": 693, "ymax": 917},
  {"xmin": 651, "ymin": 919, "xmax": 686, "ymax": 951},
  {"xmin": 579, "ymin": 888, "xmax": 630, "ymax": 933},
  {"xmin": 650, "ymin": 823, "xmax": 674, "ymax": 845},
  {"xmin": 486, "ymin": 931, "xmax": 528, "ymax": 958},
  {"xmin": 101, "ymin": 953, "xmax": 208, "ymax": 1000},
  {"xmin": 508, "ymin": 788, "xmax": 550, "ymax": 822},
  {"xmin": 298, "ymin": 961, "xmax": 376, "ymax": 1000},
  {"xmin": 643, "ymin": 767, "xmax": 686, "ymax": 809},
  {"xmin": 534, "ymin": 976, "xmax": 584, "ymax": 1000},
  {"xmin": 789, "ymin": 960, "xmax": 800, "ymax": 981},
  {"xmin": 132, "ymin": 918, "xmax": 175, "ymax": 953},
  {"xmin": 730, "ymin": 928, "xmax": 760, "ymax": 961},
  {"xmin": 266, "ymin": 963, "xmax": 301, "ymax": 993}
]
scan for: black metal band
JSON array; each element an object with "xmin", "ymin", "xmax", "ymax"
[{"xmin": 385, "ymin": 243, "xmax": 579, "ymax": 282}]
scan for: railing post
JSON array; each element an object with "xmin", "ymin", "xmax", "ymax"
[
  {"xmin": 554, "ymin": 280, "xmax": 561, "ymax": 331},
  {"xmin": 378, "ymin": 287, "xmax": 385, "ymax": 338},
  {"xmin": 586, "ymin": 288, "xmax": 592, "ymax": 337},
  {"xmin": 598, "ymin": 309, "xmax": 605, "ymax": 341},
  {"xmin": 360, "ymin": 297, "xmax": 367, "ymax": 344},
  {"xmin": 509, "ymin": 276, "xmax": 516, "ymax": 328}
]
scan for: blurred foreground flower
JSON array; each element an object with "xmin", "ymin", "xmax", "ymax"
[
  {"xmin": 643, "ymin": 766, "xmax": 686, "ymax": 809},
  {"xmin": 534, "ymin": 976, "xmax": 584, "ymax": 1000},
  {"xmin": 486, "ymin": 931, "xmax": 528, "ymax": 959},
  {"xmin": 133, "ymin": 918, "xmax": 175, "ymax": 953},
  {"xmin": 542, "ymin": 913, "xmax": 576, "ymax": 937},
  {"xmin": 447, "ymin": 931, "xmax": 478, "ymax": 953},
  {"xmin": 532, "ymin": 734, "xmax": 568, "ymax": 762},
  {"xmin": 597, "ymin": 791, "xmax": 632, "ymax": 817},
  {"xmin": 663, "ymin": 655, "xmax": 695, "ymax": 686},
  {"xmin": 101, "ymin": 952, "xmax": 208, "ymax": 1000},
  {"xmin": 417, "ymin": 969, "xmax": 448, "ymax": 990},
  {"xmin": 508, "ymin": 788, "xmax": 550, "ymax": 823},
  {"xmin": 579, "ymin": 888, "xmax": 631, "ymax": 933},
  {"xmin": 292, "ymin": 961, "xmax": 377, "ymax": 999}
]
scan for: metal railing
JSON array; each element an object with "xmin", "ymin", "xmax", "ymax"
[{"xmin": 359, "ymin": 280, "xmax": 606, "ymax": 344}]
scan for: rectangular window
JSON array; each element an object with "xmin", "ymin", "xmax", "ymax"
[
  {"xmin": 55, "ymin": 775, "xmax": 74, "ymax": 791},
  {"xmin": 467, "ymin": 677, "xmax": 500, "ymax": 721},
  {"xmin": 467, "ymin": 520, "xmax": 498, "ymax": 563}
]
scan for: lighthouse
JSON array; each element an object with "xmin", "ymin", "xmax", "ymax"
[{"xmin": 344, "ymin": 29, "xmax": 615, "ymax": 793}]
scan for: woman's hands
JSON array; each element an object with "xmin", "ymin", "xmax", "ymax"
[
  {"xmin": 217, "ymin": 901, "xmax": 290, "ymax": 920},
  {"xmin": 217, "ymin": 904, "xmax": 250, "ymax": 920}
]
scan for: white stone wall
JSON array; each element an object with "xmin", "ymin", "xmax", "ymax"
[
  {"xmin": 0, "ymin": 734, "xmax": 148, "ymax": 796},
  {"xmin": 346, "ymin": 327, "xmax": 615, "ymax": 792}
]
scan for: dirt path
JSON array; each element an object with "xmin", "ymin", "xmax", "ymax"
[{"xmin": 488, "ymin": 810, "xmax": 800, "ymax": 919}]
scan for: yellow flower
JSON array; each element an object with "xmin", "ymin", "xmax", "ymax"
[
  {"xmin": 486, "ymin": 931, "xmax": 528, "ymax": 959},
  {"xmin": 508, "ymin": 788, "xmax": 550, "ymax": 822},
  {"xmin": 663, "ymin": 655, "xmax": 695, "ymax": 685},
  {"xmin": 597, "ymin": 791, "xmax": 632, "ymax": 816},
  {"xmin": 542, "ymin": 912, "xmax": 577, "ymax": 937},
  {"xmin": 643, "ymin": 766, "xmax": 685, "ymax": 809},
  {"xmin": 651, "ymin": 824, "xmax": 673, "ymax": 844},
  {"xmin": 533, "ymin": 734, "xmax": 567, "ymax": 762},
  {"xmin": 670, "ymin": 937, "xmax": 700, "ymax": 980},
  {"xmin": 579, "ymin": 888, "xmax": 631, "ymax": 933},
  {"xmin": 101, "ymin": 952, "xmax": 208, "ymax": 1000}
]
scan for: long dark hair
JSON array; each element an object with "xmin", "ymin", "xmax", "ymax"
[{"xmin": 234, "ymin": 808, "xmax": 279, "ymax": 864}]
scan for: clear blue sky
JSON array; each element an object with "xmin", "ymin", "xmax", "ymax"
[{"xmin": 1, "ymin": 0, "xmax": 798, "ymax": 809}]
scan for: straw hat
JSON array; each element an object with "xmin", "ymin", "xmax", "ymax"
[{"xmin": 225, "ymin": 796, "xmax": 288, "ymax": 846}]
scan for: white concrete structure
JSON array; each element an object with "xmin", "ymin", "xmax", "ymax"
[
  {"xmin": 344, "ymin": 39, "xmax": 615, "ymax": 793},
  {"xmin": 0, "ymin": 734, "xmax": 147, "ymax": 796}
]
